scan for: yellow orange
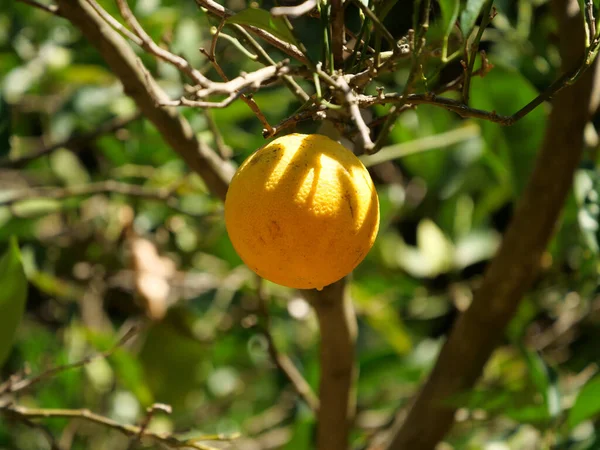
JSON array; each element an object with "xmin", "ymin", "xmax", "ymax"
[{"xmin": 224, "ymin": 133, "xmax": 379, "ymax": 290}]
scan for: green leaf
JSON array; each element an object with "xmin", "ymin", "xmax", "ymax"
[
  {"xmin": 226, "ymin": 8, "xmax": 298, "ymax": 47},
  {"xmin": 459, "ymin": 0, "xmax": 487, "ymax": 36},
  {"xmin": 522, "ymin": 348, "xmax": 561, "ymax": 420},
  {"xmin": 439, "ymin": 0, "xmax": 460, "ymax": 37},
  {"xmin": 568, "ymin": 374, "xmax": 600, "ymax": 429},
  {"xmin": 0, "ymin": 237, "xmax": 28, "ymax": 367}
]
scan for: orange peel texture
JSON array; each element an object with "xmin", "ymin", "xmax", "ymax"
[{"xmin": 225, "ymin": 133, "xmax": 380, "ymax": 290}]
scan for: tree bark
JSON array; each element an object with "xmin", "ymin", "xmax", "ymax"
[{"xmin": 384, "ymin": 0, "xmax": 600, "ymax": 448}]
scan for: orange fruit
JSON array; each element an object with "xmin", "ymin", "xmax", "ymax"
[{"xmin": 224, "ymin": 133, "xmax": 379, "ymax": 290}]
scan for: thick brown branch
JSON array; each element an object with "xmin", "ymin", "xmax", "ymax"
[
  {"xmin": 303, "ymin": 278, "xmax": 357, "ymax": 450},
  {"xmin": 384, "ymin": 0, "xmax": 600, "ymax": 449},
  {"xmin": 55, "ymin": 0, "xmax": 234, "ymax": 202}
]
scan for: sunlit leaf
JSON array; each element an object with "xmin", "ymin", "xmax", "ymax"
[
  {"xmin": 568, "ymin": 375, "xmax": 600, "ymax": 429},
  {"xmin": 227, "ymin": 8, "xmax": 298, "ymax": 47},
  {"xmin": 0, "ymin": 237, "xmax": 28, "ymax": 367}
]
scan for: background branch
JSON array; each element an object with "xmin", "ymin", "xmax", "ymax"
[
  {"xmin": 383, "ymin": 0, "xmax": 600, "ymax": 448},
  {"xmin": 0, "ymin": 113, "xmax": 141, "ymax": 169},
  {"xmin": 257, "ymin": 279, "xmax": 320, "ymax": 412}
]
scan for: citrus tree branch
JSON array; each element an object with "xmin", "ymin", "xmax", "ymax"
[
  {"xmin": 303, "ymin": 278, "xmax": 357, "ymax": 450},
  {"xmin": 54, "ymin": 0, "xmax": 234, "ymax": 202},
  {"xmin": 383, "ymin": 0, "xmax": 600, "ymax": 448}
]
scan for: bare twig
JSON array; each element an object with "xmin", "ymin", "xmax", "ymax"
[
  {"xmin": 228, "ymin": 25, "xmax": 310, "ymax": 102},
  {"xmin": 162, "ymin": 90, "xmax": 247, "ymax": 109},
  {"xmin": 337, "ymin": 76, "xmax": 374, "ymax": 152},
  {"xmin": 302, "ymin": 279, "xmax": 357, "ymax": 450},
  {"xmin": 195, "ymin": 0, "xmax": 308, "ymax": 64},
  {"xmin": 16, "ymin": 0, "xmax": 61, "ymax": 16},
  {"xmin": 0, "ymin": 113, "xmax": 141, "ymax": 169},
  {"xmin": 115, "ymin": 0, "xmax": 210, "ymax": 86},
  {"xmin": 0, "ymin": 326, "xmax": 138, "ymax": 396},
  {"xmin": 271, "ymin": 0, "xmax": 317, "ymax": 18},
  {"xmin": 586, "ymin": 0, "xmax": 597, "ymax": 41},
  {"xmin": 384, "ymin": 0, "xmax": 600, "ymax": 448},
  {"xmin": 83, "ymin": 0, "xmax": 143, "ymax": 46},
  {"xmin": 256, "ymin": 279, "xmax": 320, "ymax": 413}
]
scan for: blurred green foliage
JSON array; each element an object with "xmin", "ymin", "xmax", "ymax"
[{"xmin": 0, "ymin": 0, "xmax": 600, "ymax": 449}]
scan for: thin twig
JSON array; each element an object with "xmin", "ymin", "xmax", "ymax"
[
  {"xmin": 586, "ymin": 0, "xmax": 597, "ymax": 41},
  {"xmin": 0, "ymin": 113, "xmax": 142, "ymax": 169},
  {"xmin": 16, "ymin": 0, "xmax": 61, "ymax": 16},
  {"xmin": 162, "ymin": 90, "xmax": 246, "ymax": 108},
  {"xmin": 256, "ymin": 278, "xmax": 320, "ymax": 413},
  {"xmin": 115, "ymin": 0, "xmax": 210, "ymax": 86},
  {"xmin": 126, "ymin": 403, "xmax": 173, "ymax": 450},
  {"xmin": 0, "ymin": 180, "xmax": 206, "ymax": 219},
  {"xmin": 0, "ymin": 326, "xmax": 138, "ymax": 396},
  {"xmin": 271, "ymin": 0, "xmax": 317, "ymax": 18},
  {"xmin": 349, "ymin": 0, "xmax": 396, "ymax": 49},
  {"xmin": 83, "ymin": 0, "xmax": 143, "ymax": 46},
  {"xmin": 2, "ymin": 405, "xmax": 237, "ymax": 450},
  {"xmin": 337, "ymin": 76, "xmax": 374, "ymax": 152},
  {"xmin": 228, "ymin": 25, "xmax": 310, "ymax": 102}
]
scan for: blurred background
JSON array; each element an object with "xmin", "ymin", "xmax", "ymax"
[{"xmin": 1, "ymin": 0, "xmax": 600, "ymax": 449}]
